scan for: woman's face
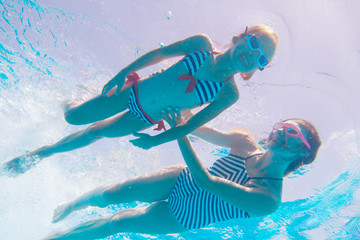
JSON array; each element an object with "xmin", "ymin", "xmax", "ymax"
[
  {"xmin": 231, "ymin": 34, "xmax": 275, "ymax": 73},
  {"xmin": 267, "ymin": 120, "xmax": 311, "ymax": 158}
]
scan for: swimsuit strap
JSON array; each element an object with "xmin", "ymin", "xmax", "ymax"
[
  {"xmin": 125, "ymin": 72, "xmax": 141, "ymax": 84},
  {"xmin": 245, "ymin": 153, "xmax": 284, "ymax": 181},
  {"xmin": 244, "ymin": 152, "xmax": 264, "ymax": 160},
  {"xmin": 248, "ymin": 177, "xmax": 283, "ymax": 181}
]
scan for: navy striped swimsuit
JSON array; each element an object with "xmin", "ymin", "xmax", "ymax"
[
  {"xmin": 168, "ymin": 153, "xmax": 260, "ymax": 229},
  {"xmin": 178, "ymin": 51, "xmax": 231, "ymax": 105}
]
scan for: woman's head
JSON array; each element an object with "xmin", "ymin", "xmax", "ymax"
[
  {"xmin": 231, "ymin": 25, "xmax": 279, "ymax": 78},
  {"xmin": 268, "ymin": 118, "xmax": 321, "ymax": 176}
]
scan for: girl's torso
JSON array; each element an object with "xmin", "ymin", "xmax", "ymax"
[{"xmin": 135, "ymin": 51, "xmax": 231, "ymax": 121}]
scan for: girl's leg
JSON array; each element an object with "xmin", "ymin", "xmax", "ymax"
[
  {"xmin": 37, "ymin": 110, "xmax": 152, "ymax": 157},
  {"xmin": 52, "ymin": 165, "xmax": 185, "ymax": 223},
  {"xmin": 64, "ymin": 88, "xmax": 128, "ymax": 125},
  {"xmin": 46, "ymin": 202, "xmax": 187, "ymax": 240},
  {"xmin": 4, "ymin": 110, "xmax": 151, "ymax": 174}
]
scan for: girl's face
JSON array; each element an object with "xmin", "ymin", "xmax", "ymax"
[{"xmin": 231, "ymin": 34, "xmax": 275, "ymax": 73}]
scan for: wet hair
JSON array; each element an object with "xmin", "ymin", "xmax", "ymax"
[{"xmin": 283, "ymin": 118, "xmax": 322, "ymax": 176}]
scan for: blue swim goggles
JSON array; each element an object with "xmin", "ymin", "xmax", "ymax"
[{"xmin": 240, "ymin": 26, "xmax": 268, "ymax": 71}]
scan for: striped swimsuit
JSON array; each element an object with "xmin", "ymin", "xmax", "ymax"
[
  {"xmin": 127, "ymin": 72, "xmax": 166, "ymax": 131},
  {"xmin": 168, "ymin": 153, "xmax": 261, "ymax": 230},
  {"xmin": 178, "ymin": 51, "xmax": 231, "ymax": 105}
]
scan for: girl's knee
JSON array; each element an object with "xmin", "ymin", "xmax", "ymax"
[
  {"xmin": 84, "ymin": 124, "xmax": 104, "ymax": 141},
  {"xmin": 63, "ymin": 100, "xmax": 85, "ymax": 125},
  {"xmin": 102, "ymin": 186, "xmax": 120, "ymax": 204},
  {"xmin": 64, "ymin": 109, "xmax": 79, "ymax": 125}
]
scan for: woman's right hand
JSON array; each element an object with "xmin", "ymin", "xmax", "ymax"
[{"xmin": 160, "ymin": 107, "xmax": 193, "ymax": 128}]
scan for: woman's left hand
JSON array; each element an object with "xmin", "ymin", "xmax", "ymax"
[
  {"xmin": 130, "ymin": 107, "xmax": 193, "ymax": 149},
  {"xmin": 159, "ymin": 107, "xmax": 182, "ymax": 128},
  {"xmin": 130, "ymin": 132, "xmax": 158, "ymax": 150},
  {"xmin": 160, "ymin": 107, "xmax": 194, "ymax": 128}
]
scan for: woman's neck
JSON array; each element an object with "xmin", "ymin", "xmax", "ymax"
[{"xmin": 250, "ymin": 151, "xmax": 289, "ymax": 179}]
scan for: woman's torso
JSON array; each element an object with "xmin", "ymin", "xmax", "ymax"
[{"xmin": 168, "ymin": 153, "xmax": 260, "ymax": 229}]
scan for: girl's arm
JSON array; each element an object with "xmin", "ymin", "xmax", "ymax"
[
  {"xmin": 191, "ymin": 125, "xmax": 253, "ymax": 149},
  {"xmin": 130, "ymin": 79, "xmax": 240, "ymax": 149},
  {"xmin": 177, "ymin": 135, "xmax": 280, "ymax": 216},
  {"xmin": 102, "ymin": 34, "xmax": 214, "ymax": 95}
]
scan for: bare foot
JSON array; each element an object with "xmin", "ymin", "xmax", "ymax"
[
  {"xmin": 3, "ymin": 153, "xmax": 41, "ymax": 176},
  {"xmin": 52, "ymin": 202, "xmax": 75, "ymax": 223}
]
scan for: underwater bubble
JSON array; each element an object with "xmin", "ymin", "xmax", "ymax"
[{"xmin": 165, "ymin": 10, "xmax": 172, "ymax": 20}]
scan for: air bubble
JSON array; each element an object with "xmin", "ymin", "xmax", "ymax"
[{"xmin": 165, "ymin": 11, "xmax": 172, "ymax": 20}]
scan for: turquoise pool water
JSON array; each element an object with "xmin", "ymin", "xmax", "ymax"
[{"xmin": 1, "ymin": 0, "xmax": 360, "ymax": 239}]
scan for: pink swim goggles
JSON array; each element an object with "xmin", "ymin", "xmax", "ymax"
[{"xmin": 273, "ymin": 122, "xmax": 311, "ymax": 150}]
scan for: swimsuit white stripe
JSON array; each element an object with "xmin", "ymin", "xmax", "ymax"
[
  {"xmin": 168, "ymin": 154, "xmax": 253, "ymax": 229},
  {"xmin": 181, "ymin": 51, "xmax": 224, "ymax": 105}
]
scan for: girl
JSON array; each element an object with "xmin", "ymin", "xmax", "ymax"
[{"xmin": 4, "ymin": 25, "xmax": 279, "ymax": 175}]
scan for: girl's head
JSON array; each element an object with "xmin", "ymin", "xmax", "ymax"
[
  {"xmin": 231, "ymin": 25, "xmax": 279, "ymax": 79},
  {"xmin": 267, "ymin": 118, "xmax": 321, "ymax": 176}
]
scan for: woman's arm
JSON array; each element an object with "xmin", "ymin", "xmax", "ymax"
[
  {"xmin": 191, "ymin": 125, "xmax": 248, "ymax": 148},
  {"xmin": 159, "ymin": 107, "xmax": 257, "ymax": 150},
  {"xmin": 130, "ymin": 79, "xmax": 239, "ymax": 149},
  {"xmin": 102, "ymin": 34, "xmax": 214, "ymax": 95},
  {"xmin": 177, "ymin": 136, "xmax": 280, "ymax": 216}
]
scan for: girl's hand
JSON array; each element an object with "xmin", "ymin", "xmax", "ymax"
[{"xmin": 101, "ymin": 71, "xmax": 127, "ymax": 96}]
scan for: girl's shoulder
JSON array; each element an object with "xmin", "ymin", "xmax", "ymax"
[{"xmin": 186, "ymin": 34, "xmax": 214, "ymax": 52}]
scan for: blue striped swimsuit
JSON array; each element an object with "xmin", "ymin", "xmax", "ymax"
[
  {"xmin": 168, "ymin": 153, "xmax": 261, "ymax": 229},
  {"xmin": 179, "ymin": 51, "xmax": 231, "ymax": 105}
]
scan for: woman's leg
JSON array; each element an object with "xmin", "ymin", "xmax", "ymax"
[
  {"xmin": 52, "ymin": 165, "xmax": 185, "ymax": 223},
  {"xmin": 64, "ymin": 88, "xmax": 128, "ymax": 125},
  {"xmin": 4, "ymin": 110, "xmax": 151, "ymax": 174},
  {"xmin": 46, "ymin": 202, "xmax": 187, "ymax": 240}
]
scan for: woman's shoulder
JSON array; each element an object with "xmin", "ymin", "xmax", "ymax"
[{"xmin": 229, "ymin": 128, "xmax": 263, "ymax": 157}]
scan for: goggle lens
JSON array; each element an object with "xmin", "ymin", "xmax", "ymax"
[
  {"xmin": 258, "ymin": 55, "xmax": 268, "ymax": 67},
  {"xmin": 274, "ymin": 123, "xmax": 299, "ymax": 135},
  {"xmin": 249, "ymin": 36, "xmax": 260, "ymax": 49},
  {"xmin": 286, "ymin": 127, "xmax": 299, "ymax": 135}
]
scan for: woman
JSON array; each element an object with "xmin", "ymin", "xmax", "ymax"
[
  {"xmin": 45, "ymin": 108, "xmax": 321, "ymax": 239},
  {"xmin": 4, "ymin": 25, "xmax": 279, "ymax": 175}
]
